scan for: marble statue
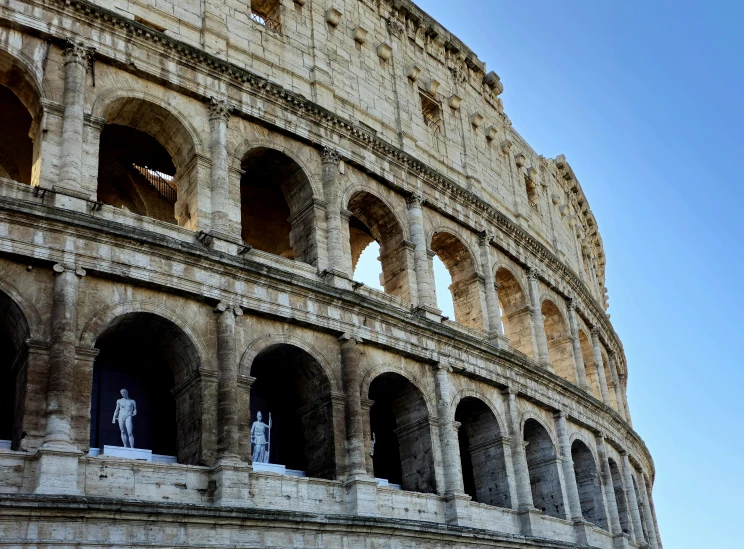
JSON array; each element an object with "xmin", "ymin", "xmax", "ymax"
[
  {"xmin": 251, "ymin": 411, "xmax": 272, "ymax": 463},
  {"xmin": 112, "ymin": 388, "xmax": 137, "ymax": 448}
]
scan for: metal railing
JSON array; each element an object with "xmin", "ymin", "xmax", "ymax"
[
  {"xmin": 528, "ymin": 199, "xmax": 539, "ymax": 211},
  {"xmin": 251, "ymin": 11, "xmax": 281, "ymax": 33},
  {"xmin": 424, "ymin": 115, "xmax": 442, "ymax": 134},
  {"xmin": 133, "ymin": 164, "xmax": 177, "ymax": 205}
]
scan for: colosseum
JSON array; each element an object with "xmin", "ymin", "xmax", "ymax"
[{"xmin": 0, "ymin": 0, "xmax": 662, "ymax": 548}]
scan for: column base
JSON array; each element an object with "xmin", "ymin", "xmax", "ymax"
[
  {"xmin": 211, "ymin": 456, "xmax": 253, "ymax": 507},
  {"xmin": 488, "ymin": 332, "xmax": 510, "ymax": 350},
  {"xmin": 51, "ymin": 186, "xmax": 91, "ymax": 213},
  {"xmin": 443, "ymin": 491, "xmax": 472, "ymax": 526},
  {"xmin": 209, "ymin": 229, "xmax": 243, "ymax": 255},
  {"xmin": 320, "ymin": 269, "xmax": 353, "ymax": 290},
  {"xmin": 343, "ymin": 475, "xmax": 379, "ymax": 516},
  {"xmin": 517, "ymin": 507, "xmax": 542, "ymax": 537},
  {"xmin": 612, "ymin": 532, "xmax": 632, "ymax": 549},
  {"xmin": 412, "ymin": 305, "xmax": 444, "ymax": 322},
  {"xmin": 572, "ymin": 519, "xmax": 593, "ymax": 545},
  {"xmin": 34, "ymin": 446, "xmax": 83, "ymax": 495}
]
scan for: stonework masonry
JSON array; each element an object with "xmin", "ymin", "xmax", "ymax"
[{"xmin": 0, "ymin": 0, "xmax": 661, "ymax": 548}]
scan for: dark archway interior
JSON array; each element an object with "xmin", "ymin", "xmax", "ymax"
[
  {"xmin": 609, "ymin": 458, "xmax": 631, "ymax": 535},
  {"xmin": 240, "ymin": 148, "xmax": 313, "ymax": 261},
  {"xmin": 495, "ymin": 267, "xmax": 533, "ymax": 358},
  {"xmin": 249, "ymin": 344, "xmax": 335, "ymax": 479},
  {"xmin": 97, "ymin": 124, "xmax": 177, "ymax": 223},
  {"xmin": 0, "ymin": 85, "xmax": 33, "ymax": 184},
  {"xmin": 524, "ymin": 418, "xmax": 565, "ymax": 519},
  {"xmin": 455, "ymin": 397, "xmax": 510, "ymax": 508},
  {"xmin": 571, "ymin": 440, "xmax": 608, "ymax": 529},
  {"xmin": 369, "ymin": 373, "xmax": 436, "ymax": 494},
  {"xmin": 90, "ymin": 313, "xmax": 201, "ymax": 460},
  {"xmin": 0, "ymin": 291, "xmax": 29, "ymax": 446}
]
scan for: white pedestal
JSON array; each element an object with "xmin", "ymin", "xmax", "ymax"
[
  {"xmin": 252, "ymin": 462, "xmax": 306, "ymax": 477},
  {"xmin": 102, "ymin": 445, "xmax": 152, "ymax": 461},
  {"xmin": 0, "ymin": 440, "xmax": 11, "ymax": 450},
  {"xmin": 375, "ymin": 478, "xmax": 402, "ymax": 490}
]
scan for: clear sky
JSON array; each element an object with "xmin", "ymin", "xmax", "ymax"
[{"xmin": 354, "ymin": 2, "xmax": 744, "ymax": 546}]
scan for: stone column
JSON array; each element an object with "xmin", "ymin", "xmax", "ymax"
[
  {"xmin": 566, "ymin": 299, "xmax": 589, "ymax": 389},
  {"xmin": 58, "ymin": 40, "xmax": 92, "ymax": 195},
  {"xmin": 503, "ymin": 388, "xmax": 540, "ymax": 536},
  {"xmin": 591, "ymin": 328, "xmax": 612, "ymax": 405},
  {"xmin": 608, "ymin": 352, "xmax": 628, "ymax": 420},
  {"xmin": 621, "ymin": 452, "xmax": 647, "ymax": 547},
  {"xmin": 434, "ymin": 363, "xmax": 471, "ymax": 525},
  {"xmin": 339, "ymin": 333, "xmax": 366, "ymax": 476},
  {"xmin": 478, "ymin": 231, "xmax": 508, "ymax": 348},
  {"xmin": 36, "ymin": 264, "xmax": 85, "ymax": 495},
  {"xmin": 215, "ymin": 302, "xmax": 242, "ymax": 460},
  {"xmin": 321, "ymin": 147, "xmax": 350, "ymax": 285},
  {"xmin": 619, "ymin": 373, "xmax": 632, "ymax": 425},
  {"xmin": 596, "ymin": 435, "xmax": 623, "ymax": 538},
  {"xmin": 340, "ymin": 333, "xmax": 378, "ymax": 515},
  {"xmin": 208, "ymin": 98, "xmax": 233, "ymax": 236},
  {"xmin": 406, "ymin": 193, "xmax": 439, "ymax": 316},
  {"xmin": 553, "ymin": 412, "xmax": 584, "ymax": 522},
  {"xmin": 526, "ymin": 267, "xmax": 551, "ymax": 368},
  {"xmin": 637, "ymin": 472, "xmax": 660, "ymax": 549}
]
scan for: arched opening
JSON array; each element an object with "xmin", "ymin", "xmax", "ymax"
[
  {"xmin": 249, "ymin": 344, "xmax": 337, "ymax": 479},
  {"xmin": 455, "ymin": 397, "xmax": 511, "ymax": 508},
  {"xmin": 571, "ymin": 440, "xmax": 608, "ymax": 529},
  {"xmin": 541, "ymin": 300, "xmax": 576, "ymax": 383},
  {"xmin": 368, "ymin": 372, "xmax": 436, "ymax": 494},
  {"xmin": 97, "ymin": 98, "xmax": 198, "ymax": 228},
  {"xmin": 90, "ymin": 312, "xmax": 202, "ymax": 464},
  {"xmin": 430, "ymin": 231, "xmax": 485, "ymax": 330},
  {"xmin": 0, "ymin": 290, "xmax": 30, "ymax": 449},
  {"xmin": 579, "ymin": 330, "xmax": 601, "ymax": 399},
  {"xmin": 608, "ymin": 458, "xmax": 631, "ymax": 536},
  {"xmin": 347, "ymin": 191, "xmax": 411, "ymax": 302},
  {"xmin": 240, "ymin": 148, "xmax": 317, "ymax": 265},
  {"xmin": 632, "ymin": 474, "xmax": 650, "ymax": 540},
  {"xmin": 0, "ymin": 50, "xmax": 43, "ymax": 186},
  {"xmin": 495, "ymin": 267, "xmax": 534, "ymax": 358},
  {"xmin": 601, "ymin": 348, "xmax": 619, "ymax": 410},
  {"xmin": 523, "ymin": 418, "xmax": 565, "ymax": 519}
]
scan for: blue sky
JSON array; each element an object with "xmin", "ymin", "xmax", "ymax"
[{"xmin": 355, "ymin": 2, "xmax": 743, "ymax": 546}]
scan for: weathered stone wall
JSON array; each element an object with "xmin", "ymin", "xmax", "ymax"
[{"xmin": 0, "ymin": 0, "xmax": 660, "ymax": 547}]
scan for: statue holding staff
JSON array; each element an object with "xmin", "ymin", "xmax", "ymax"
[
  {"xmin": 251, "ymin": 411, "xmax": 272, "ymax": 463},
  {"xmin": 112, "ymin": 388, "xmax": 137, "ymax": 448}
]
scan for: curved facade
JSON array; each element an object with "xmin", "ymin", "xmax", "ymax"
[{"xmin": 0, "ymin": 0, "xmax": 662, "ymax": 548}]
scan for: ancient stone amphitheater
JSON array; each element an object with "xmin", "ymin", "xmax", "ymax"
[{"xmin": 0, "ymin": 0, "xmax": 662, "ymax": 547}]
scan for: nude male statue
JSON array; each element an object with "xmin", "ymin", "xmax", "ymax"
[{"xmin": 112, "ymin": 388, "xmax": 137, "ymax": 448}]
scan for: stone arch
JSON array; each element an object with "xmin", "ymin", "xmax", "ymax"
[
  {"xmin": 608, "ymin": 457, "xmax": 632, "ymax": 536},
  {"xmin": 79, "ymin": 300, "xmax": 211, "ymax": 376},
  {"xmin": 454, "ymin": 395, "xmax": 511, "ymax": 508},
  {"xmin": 578, "ymin": 328, "xmax": 602, "ymax": 399},
  {"xmin": 600, "ymin": 346, "xmax": 618, "ymax": 410},
  {"xmin": 92, "ymin": 91, "xmax": 204, "ymax": 228},
  {"xmin": 429, "ymin": 229, "xmax": 485, "ymax": 330},
  {"xmin": 0, "ymin": 275, "xmax": 44, "ymax": 341},
  {"xmin": 344, "ymin": 188, "xmax": 412, "ymax": 301},
  {"xmin": 571, "ymin": 439, "xmax": 608, "ymax": 529},
  {"xmin": 0, "ymin": 45, "xmax": 44, "ymax": 186},
  {"xmin": 0, "ymin": 286, "xmax": 31, "ymax": 449},
  {"xmin": 239, "ymin": 333, "xmax": 339, "ymax": 392},
  {"xmin": 246, "ymin": 341, "xmax": 339, "ymax": 479},
  {"xmin": 360, "ymin": 363, "xmax": 434, "ymax": 416},
  {"xmin": 367, "ymin": 369, "xmax": 437, "ymax": 494},
  {"xmin": 89, "ymin": 310, "xmax": 209, "ymax": 465},
  {"xmin": 237, "ymin": 144, "xmax": 320, "ymax": 265},
  {"xmin": 541, "ymin": 298, "xmax": 576, "ymax": 383},
  {"xmin": 494, "ymin": 265, "xmax": 534, "ymax": 358},
  {"xmin": 523, "ymin": 417, "xmax": 566, "ymax": 519}
]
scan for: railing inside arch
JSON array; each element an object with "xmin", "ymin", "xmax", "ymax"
[
  {"xmin": 250, "ymin": 12, "xmax": 281, "ymax": 33},
  {"xmin": 133, "ymin": 164, "xmax": 177, "ymax": 205}
]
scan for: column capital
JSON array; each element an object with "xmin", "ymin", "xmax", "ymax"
[
  {"xmin": 213, "ymin": 301, "xmax": 243, "ymax": 316},
  {"xmin": 566, "ymin": 297, "xmax": 576, "ymax": 311},
  {"xmin": 552, "ymin": 409, "xmax": 567, "ymax": 420},
  {"xmin": 527, "ymin": 266, "xmax": 540, "ymax": 280},
  {"xmin": 339, "ymin": 332, "xmax": 362, "ymax": 344},
  {"xmin": 320, "ymin": 145, "xmax": 341, "ymax": 165},
  {"xmin": 590, "ymin": 325, "xmax": 601, "ymax": 338},
  {"xmin": 406, "ymin": 191, "xmax": 424, "ymax": 209},
  {"xmin": 208, "ymin": 97, "xmax": 231, "ymax": 122},
  {"xmin": 477, "ymin": 229, "xmax": 494, "ymax": 245},
  {"xmin": 53, "ymin": 263, "xmax": 86, "ymax": 277},
  {"xmin": 63, "ymin": 38, "xmax": 94, "ymax": 68}
]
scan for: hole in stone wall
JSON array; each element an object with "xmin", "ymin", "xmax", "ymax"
[
  {"xmin": 609, "ymin": 458, "xmax": 632, "ymax": 535},
  {"xmin": 571, "ymin": 440, "xmax": 608, "ymax": 529},
  {"xmin": 251, "ymin": 0, "xmax": 282, "ymax": 32},
  {"xmin": 249, "ymin": 344, "xmax": 336, "ymax": 479},
  {"xmin": 524, "ymin": 418, "xmax": 565, "ymax": 519},
  {"xmin": 0, "ymin": 290, "xmax": 29, "ymax": 448},
  {"xmin": 368, "ymin": 372, "xmax": 436, "ymax": 494},
  {"xmin": 97, "ymin": 125, "xmax": 177, "ymax": 223},
  {"xmin": 542, "ymin": 300, "xmax": 576, "ymax": 383},
  {"xmin": 0, "ymin": 85, "xmax": 32, "ymax": 184}
]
